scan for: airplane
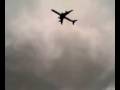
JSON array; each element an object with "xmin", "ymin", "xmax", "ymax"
[{"xmin": 51, "ymin": 9, "xmax": 77, "ymax": 25}]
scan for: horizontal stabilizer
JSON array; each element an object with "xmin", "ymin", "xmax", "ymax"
[{"xmin": 72, "ymin": 20, "xmax": 77, "ymax": 25}]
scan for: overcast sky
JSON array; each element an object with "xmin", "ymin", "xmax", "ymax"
[{"xmin": 5, "ymin": 0, "xmax": 115, "ymax": 90}]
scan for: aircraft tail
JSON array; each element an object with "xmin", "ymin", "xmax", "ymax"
[{"xmin": 72, "ymin": 20, "xmax": 77, "ymax": 25}]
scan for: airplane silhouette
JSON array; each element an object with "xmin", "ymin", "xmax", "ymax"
[{"xmin": 51, "ymin": 9, "xmax": 77, "ymax": 25}]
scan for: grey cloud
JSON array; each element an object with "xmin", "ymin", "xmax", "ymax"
[
  {"xmin": 5, "ymin": 0, "xmax": 115, "ymax": 90},
  {"xmin": 5, "ymin": 69, "xmax": 57, "ymax": 90}
]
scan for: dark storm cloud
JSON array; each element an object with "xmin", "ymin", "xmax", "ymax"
[{"xmin": 5, "ymin": 0, "xmax": 115, "ymax": 90}]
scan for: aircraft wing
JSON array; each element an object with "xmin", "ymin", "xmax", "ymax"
[
  {"xmin": 51, "ymin": 9, "xmax": 60, "ymax": 15},
  {"xmin": 64, "ymin": 10, "xmax": 73, "ymax": 16}
]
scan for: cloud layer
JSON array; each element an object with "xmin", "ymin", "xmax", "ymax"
[{"xmin": 5, "ymin": 0, "xmax": 115, "ymax": 90}]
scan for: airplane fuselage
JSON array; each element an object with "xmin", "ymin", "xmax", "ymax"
[{"xmin": 60, "ymin": 14, "xmax": 65, "ymax": 19}]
